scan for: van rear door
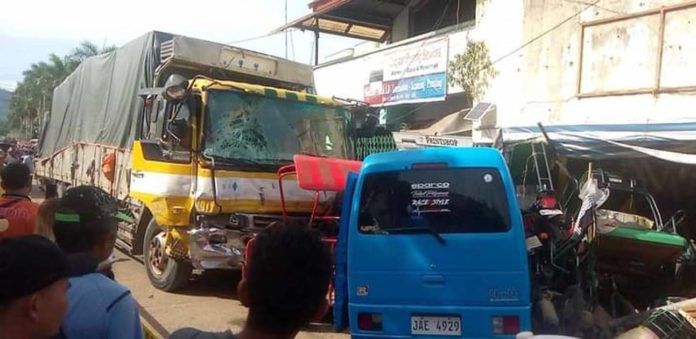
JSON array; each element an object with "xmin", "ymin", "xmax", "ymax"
[{"xmin": 348, "ymin": 166, "xmax": 530, "ymax": 337}]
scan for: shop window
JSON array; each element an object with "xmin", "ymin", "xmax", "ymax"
[{"xmin": 409, "ymin": 0, "xmax": 476, "ymax": 38}]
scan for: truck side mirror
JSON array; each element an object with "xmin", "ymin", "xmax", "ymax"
[
  {"xmin": 163, "ymin": 74, "xmax": 189, "ymax": 104},
  {"xmin": 166, "ymin": 119, "xmax": 187, "ymax": 144}
]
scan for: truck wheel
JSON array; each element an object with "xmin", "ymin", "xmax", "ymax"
[{"xmin": 144, "ymin": 218, "xmax": 192, "ymax": 291}]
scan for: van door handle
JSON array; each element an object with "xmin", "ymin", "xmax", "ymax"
[
  {"xmin": 422, "ymin": 275, "xmax": 445, "ymax": 285},
  {"xmin": 132, "ymin": 171, "xmax": 145, "ymax": 179}
]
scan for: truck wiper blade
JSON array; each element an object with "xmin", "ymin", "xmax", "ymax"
[{"xmin": 385, "ymin": 226, "xmax": 446, "ymax": 245}]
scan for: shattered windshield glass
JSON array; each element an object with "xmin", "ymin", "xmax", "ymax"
[{"xmin": 203, "ymin": 89, "xmax": 352, "ymax": 164}]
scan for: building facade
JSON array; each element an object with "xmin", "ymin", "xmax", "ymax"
[{"xmin": 278, "ymin": 0, "xmax": 696, "ymax": 145}]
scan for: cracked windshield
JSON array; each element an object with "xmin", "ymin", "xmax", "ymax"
[{"xmin": 203, "ymin": 89, "xmax": 351, "ymax": 164}]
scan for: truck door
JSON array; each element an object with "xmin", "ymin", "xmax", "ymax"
[{"xmin": 130, "ymin": 95, "xmax": 196, "ymax": 227}]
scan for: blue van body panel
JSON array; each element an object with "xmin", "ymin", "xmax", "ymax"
[
  {"xmin": 334, "ymin": 172, "xmax": 358, "ymax": 331},
  {"xmin": 350, "ymin": 304, "xmax": 531, "ymax": 338},
  {"xmin": 345, "ymin": 148, "xmax": 531, "ymax": 337}
]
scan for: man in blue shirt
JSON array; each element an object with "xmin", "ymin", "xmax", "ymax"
[{"xmin": 52, "ymin": 186, "xmax": 143, "ymax": 339}]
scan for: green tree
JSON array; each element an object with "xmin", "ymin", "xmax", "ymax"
[
  {"xmin": 447, "ymin": 40, "xmax": 497, "ymax": 104},
  {"xmin": 8, "ymin": 41, "xmax": 116, "ymax": 138}
]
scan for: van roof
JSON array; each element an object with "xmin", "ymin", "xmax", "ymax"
[{"xmin": 362, "ymin": 147, "xmax": 506, "ymax": 172}]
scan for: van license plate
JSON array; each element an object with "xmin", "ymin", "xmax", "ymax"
[{"xmin": 411, "ymin": 316, "xmax": 461, "ymax": 336}]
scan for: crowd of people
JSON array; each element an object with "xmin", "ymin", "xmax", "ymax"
[{"xmin": 0, "ymin": 162, "xmax": 333, "ymax": 339}]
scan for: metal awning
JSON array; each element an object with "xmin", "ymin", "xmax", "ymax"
[
  {"xmin": 271, "ymin": 0, "xmax": 407, "ymax": 42},
  {"xmin": 503, "ymin": 122, "xmax": 696, "ymax": 163}
]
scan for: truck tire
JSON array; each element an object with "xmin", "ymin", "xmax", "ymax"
[{"xmin": 144, "ymin": 218, "xmax": 192, "ymax": 291}]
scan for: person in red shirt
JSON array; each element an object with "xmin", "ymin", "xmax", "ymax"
[{"xmin": 0, "ymin": 163, "xmax": 39, "ymax": 239}]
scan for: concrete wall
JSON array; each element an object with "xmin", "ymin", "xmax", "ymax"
[
  {"xmin": 517, "ymin": 0, "xmax": 696, "ymax": 127},
  {"xmin": 391, "ymin": 0, "xmax": 412, "ymax": 42}
]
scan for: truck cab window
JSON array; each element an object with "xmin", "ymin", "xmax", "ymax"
[
  {"xmin": 164, "ymin": 100, "xmax": 193, "ymax": 162},
  {"xmin": 140, "ymin": 96, "xmax": 195, "ymax": 163}
]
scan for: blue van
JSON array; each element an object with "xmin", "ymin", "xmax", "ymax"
[{"xmin": 334, "ymin": 148, "xmax": 531, "ymax": 338}]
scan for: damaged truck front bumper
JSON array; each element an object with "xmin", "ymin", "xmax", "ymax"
[{"xmin": 189, "ymin": 227, "xmax": 249, "ymax": 270}]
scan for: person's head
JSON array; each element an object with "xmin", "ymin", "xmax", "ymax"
[
  {"xmin": 36, "ymin": 198, "xmax": 60, "ymax": 242},
  {"xmin": 0, "ymin": 235, "xmax": 70, "ymax": 338},
  {"xmin": 238, "ymin": 221, "xmax": 332, "ymax": 337},
  {"xmin": 53, "ymin": 186, "xmax": 133, "ymax": 261},
  {"xmin": 0, "ymin": 163, "xmax": 32, "ymax": 194}
]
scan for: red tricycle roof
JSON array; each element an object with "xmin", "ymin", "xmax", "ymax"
[{"xmin": 293, "ymin": 155, "xmax": 362, "ymax": 192}]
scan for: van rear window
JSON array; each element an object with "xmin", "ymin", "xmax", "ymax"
[{"xmin": 358, "ymin": 168, "xmax": 511, "ymax": 234}]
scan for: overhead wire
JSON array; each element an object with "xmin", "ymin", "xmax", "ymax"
[
  {"xmin": 226, "ymin": 29, "xmax": 295, "ymax": 45},
  {"xmin": 563, "ymin": 0, "xmax": 625, "ymax": 15},
  {"xmin": 489, "ymin": 0, "xmax": 600, "ymax": 66}
]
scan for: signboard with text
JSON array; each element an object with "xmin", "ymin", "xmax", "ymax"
[
  {"xmin": 363, "ymin": 37, "xmax": 449, "ymax": 106},
  {"xmin": 392, "ymin": 131, "xmax": 473, "ymax": 150}
]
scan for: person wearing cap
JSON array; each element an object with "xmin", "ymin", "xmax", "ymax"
[
  {"xmin": 0, "ymin": 163, "xmax": 39, "ymax": 240},
  {"xmin": 0, "ymin": 235, "xmax": 71, "ymax": 339},
  {"xmin": 52, "ymin": 185, "xmax": 143, "ymax": 339}
]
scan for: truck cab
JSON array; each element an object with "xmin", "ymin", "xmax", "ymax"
[
  {"xmin": 335, "ymin": 147, "xmax": 531, "ymax": 337},
  {"xmin": 131, "ymin": 74, "xmax": 354, "ymax": 290}
]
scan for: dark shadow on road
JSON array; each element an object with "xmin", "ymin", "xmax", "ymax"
[
  {"xmin": 172, "ymin": 268, "xmax": 344, "ymax": 334},
  {"xmin": 172, "ymin": 269, "xmax": 242, "ymax": 300}
]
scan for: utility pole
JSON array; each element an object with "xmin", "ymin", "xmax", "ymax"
[{"xmin": 284, "ymin": 0, "xmax": 288, "ymax": 59}]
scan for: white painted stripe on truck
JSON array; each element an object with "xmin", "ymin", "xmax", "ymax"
[
  {"xmin": 195, "ymin": 176, "xmax": 334, "ymax": 202},
  {"xmin": 130, "ymin": 171, "xmax": 191, "ymax": 197},
  {"xmin": 130, "ymin": 171, "xmax": 333, "ymax": 202}
]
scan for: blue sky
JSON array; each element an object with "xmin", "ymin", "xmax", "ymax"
[{"xmin": 0, "ymin": 0, "xmax": 360, "ymax": 91}]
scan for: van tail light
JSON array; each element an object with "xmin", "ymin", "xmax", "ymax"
[
  {"xmin": 492, "ymin": 315, "xmax": 520, "ymax": 335},
  {"xmin": 358, "ymin": 313, "xmax": 383, "ymax": 331}
]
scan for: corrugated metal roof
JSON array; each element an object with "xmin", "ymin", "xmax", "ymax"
[{"xmin": 272, "ymin": 0, "xmax": 407, "ymax": 42}]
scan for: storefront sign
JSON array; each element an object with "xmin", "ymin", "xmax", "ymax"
[
  {"xmin": 383, "ymin": 37, "xmax": 448, "ymax": 81},
  {"xmin": 392, "ymin": 132, "xmax": 473, "ymax": 149},
  {"xmin": 363, "ymin": 37, "xmax": 449, "ymax": 106}
]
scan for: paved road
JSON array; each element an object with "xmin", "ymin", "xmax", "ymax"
[{"xmin": 112, "ymin": 250, "xmax": 349, "ymax": 338}]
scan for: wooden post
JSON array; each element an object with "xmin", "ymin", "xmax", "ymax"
[
  {"xmin": 576, "ymin": 23, "xmax": 585, "ymax": 96},
  {"xmin": 654, "ymin": 8, "xmax": 666, "ymax": 96},
  {"xmin": 314, "ymin": 30, "xmax": 320, "ymax": 66}
]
